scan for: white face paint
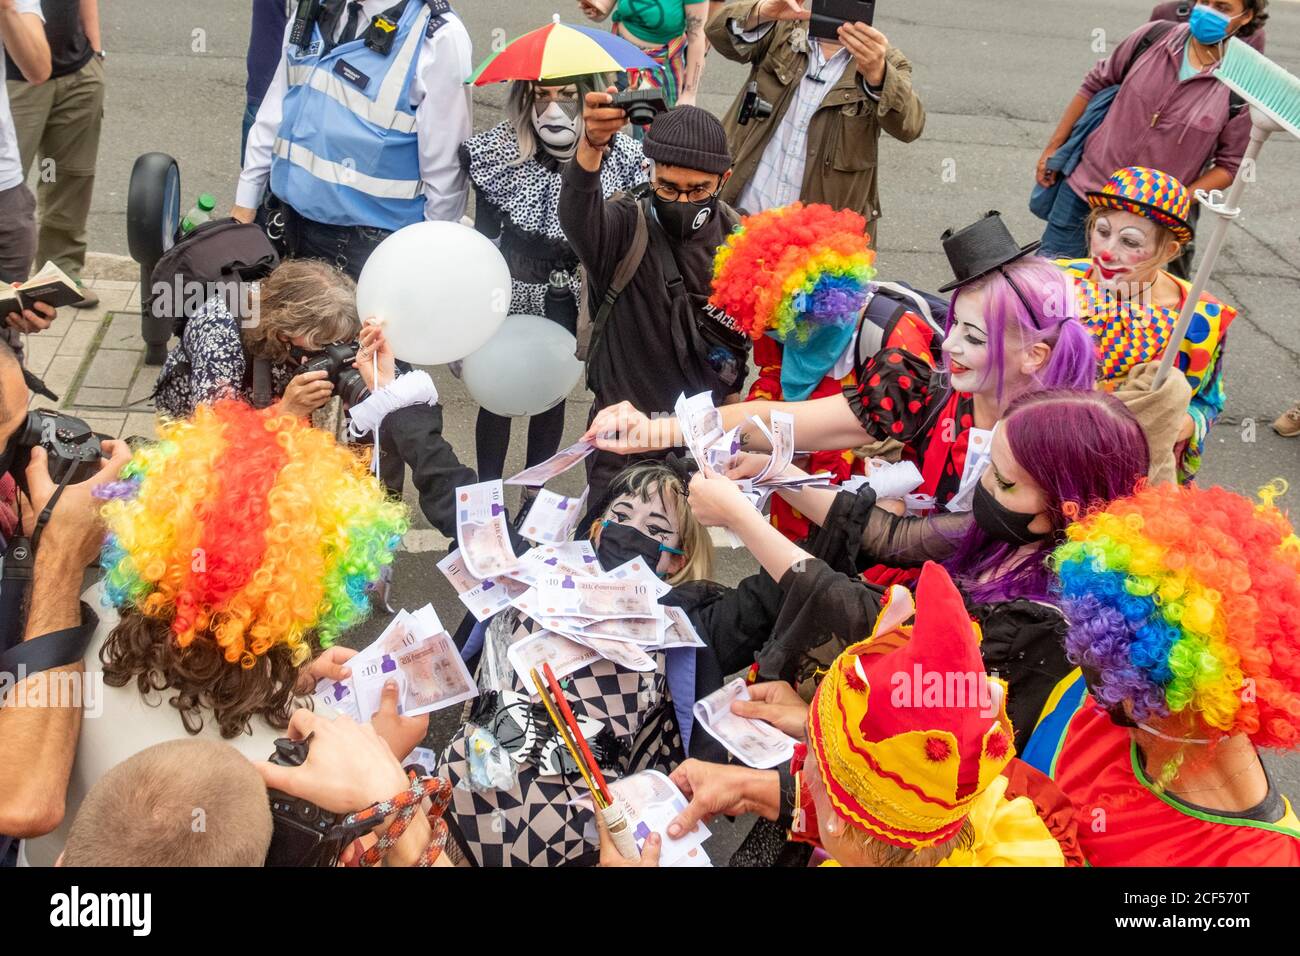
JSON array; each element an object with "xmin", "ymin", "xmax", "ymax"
[
  {"xmin": 1088, "ymin": 210, "xmax": 1164, "ymax": 290},
  {"xmin": 941, "ymin": 291, "xmax": 993, "ymax": 395},
  {"xmin": 532, "ymin": 100, "xmax": 579, "ymax": 152},
  {"xmin": 597, "ymin": 489, "xmax": 684, "ymax": 576}
]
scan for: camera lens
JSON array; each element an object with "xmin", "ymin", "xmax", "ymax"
[{"xmin": 334, "ymin": 369, "xmax": 368, "ymax": 407}]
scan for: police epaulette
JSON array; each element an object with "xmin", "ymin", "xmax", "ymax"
[{"xmin": 424, "ymin": 0, "xmax": 451, "ymax": 36}]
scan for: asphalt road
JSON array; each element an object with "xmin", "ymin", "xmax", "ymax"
[{"xmin": 75, "ymin": 0, "xmax": 1300, "ymax": 862}]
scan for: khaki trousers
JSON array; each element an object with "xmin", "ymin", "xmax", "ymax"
[{"xmin": 6, "ymin": 55, "xmax": 105, "ymax": 279}]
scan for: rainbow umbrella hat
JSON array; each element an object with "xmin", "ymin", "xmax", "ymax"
[{"xmin": 470, "ymin": 16, "xmax": 658, "ymax": 86}]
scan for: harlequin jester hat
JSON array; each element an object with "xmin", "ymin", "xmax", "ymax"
[
  {"xmin": 1086, "ymin": 166, "xmax": 1194, "ymax": 245},
  {"xmin": 808, "ymin": 562, "xmax": 1016, "ymax": 850}
]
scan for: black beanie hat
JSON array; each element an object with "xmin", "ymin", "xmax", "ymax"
[{"xmin": 643, "ymin": 106, "xmax": 732, "ymax": 175}]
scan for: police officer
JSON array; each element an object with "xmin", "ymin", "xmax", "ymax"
[{"xmin": 232, "ymin": 0, "xmax": 472, "ymax": 279}]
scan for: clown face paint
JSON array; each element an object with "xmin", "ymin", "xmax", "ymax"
[
  {"xmin": 1088, "ymin": 210, "xmax": 1164, "ymax": 291},
  {"xmin": 941, "ymin": 290, "xmax": 993, "ymax": 395},
  {"xmin": 532, "ymin": 84, "xmax": 580, "ymax": 153},
  {"xmin": 595, "ymin": 486, "xmax": 685, "ymax": 577}
]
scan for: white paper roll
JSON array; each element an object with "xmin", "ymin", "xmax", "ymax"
[{"xmin": 600, "ymin": 801, "xmax": 640, "ymax": 861}]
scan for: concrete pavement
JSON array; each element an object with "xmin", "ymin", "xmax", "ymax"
[{"xmin": 27, "ymin": 0, "xmax": 1300, "ymax": 860}]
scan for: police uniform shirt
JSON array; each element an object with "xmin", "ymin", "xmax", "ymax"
[{"xmin": 238, "ymin": 0, "xmax": 473, "ymax": 223}]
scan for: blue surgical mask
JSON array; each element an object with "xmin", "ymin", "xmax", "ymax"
[{"xmin": 1188, "ymin": 4, "xmax": 1233, "ymax": 45}]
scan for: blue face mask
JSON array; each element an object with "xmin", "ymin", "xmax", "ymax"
[
  {"xmin": 776, "ymin": 322, "xmax": 858, "ymax": 403},
  {"xmin": 1188, "ymin": 4, "xmax": 1233, "ymax": 45}
]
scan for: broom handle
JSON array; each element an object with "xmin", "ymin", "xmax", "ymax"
[{"xmin": 1152, "ymin": 122, "xmax": 1269, "ymax": 389}]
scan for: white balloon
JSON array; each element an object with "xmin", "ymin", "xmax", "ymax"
[
  {"xmin": 461, "ymin": 315, "xmax": 584, "ymax": 417},
  {"xmin": 356, "ymin": 221, "xmax": 511, "ymax": 365}
]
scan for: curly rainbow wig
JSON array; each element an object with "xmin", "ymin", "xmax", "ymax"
[
  {"xmin": 99, "ymin": 400, "xmax": 408, "ymax": 669},
  {"xmin": 1052, "ymin": 482, "xmax": 1300, "ymax": 748},
  {"xmin": 709, "ymin": 202, "xmax": 876, "ymax": 343}
]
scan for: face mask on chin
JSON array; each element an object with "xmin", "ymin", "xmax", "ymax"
[
  {"xmin": 653, "ymin": 194, "xmax": 718, "ymax": 243},
  {"xmin": 532, "ymin": 100, "xmax": 579, "ymax": 155}
]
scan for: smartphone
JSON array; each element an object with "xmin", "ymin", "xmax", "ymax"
[{"xmin": 809, "ymin": 0, "xmax": 876, "ymax": 41}]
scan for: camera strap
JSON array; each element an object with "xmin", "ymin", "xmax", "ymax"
[
  {"xmin": 251, "ymin": 357, "xmax": 275, "ymax": 409},
  {"xmin": 0, "ymin": 601, "xmax": 98, "ymax": 678}
]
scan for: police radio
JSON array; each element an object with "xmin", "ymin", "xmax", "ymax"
[{"xmin": 289, "ymin": 0, "xmax": 325, "ymax": 50}]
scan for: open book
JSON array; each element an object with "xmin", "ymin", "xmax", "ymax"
[{"xmin": 0, "ymin": 261, "xmax": 82, "ymax": 319}]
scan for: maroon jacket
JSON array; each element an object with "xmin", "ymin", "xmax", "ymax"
[{"xmin": 1066, "ymin": 22, "xmax": 1252, "ymax": 199}]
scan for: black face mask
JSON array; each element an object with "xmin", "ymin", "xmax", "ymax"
[
  {"xmin": 596, "ymin": 521, "xmax": 666, "ymax": 574},
  {"xmin": 653, "ymin": 195, "xmax": 717, "ymax": 243},
  {"xmin": 973, "ymin": 480, "xmax": 1050, "ymax": 547}
]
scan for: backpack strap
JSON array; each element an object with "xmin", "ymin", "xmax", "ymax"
[
  {"xmin": 1122, "ymin": 20, "xmax": 1177, "ymax": 81},
  {"xmin": 583, "ymin": 195, "xmax": 650, "ymax": 382},
  {"xmin": 644, "ymin": 196, "xmax": 686, "ymax": 302}
]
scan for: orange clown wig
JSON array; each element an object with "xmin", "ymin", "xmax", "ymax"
[
  {"xmin": 1054, "ymin": 482, "xmax": 1300, "ymax": 747},
  {"xmin": 98, "ymin": 401, "xmax": 408, "ymax": 669},
  {"xmin": 709, "ymin": 202, "xmax": 876, "ymax": 343}
]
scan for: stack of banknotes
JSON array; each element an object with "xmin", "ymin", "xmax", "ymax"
[{"xmin": 440, "ymin": 479, "xmax": 707, "ymax": 685}]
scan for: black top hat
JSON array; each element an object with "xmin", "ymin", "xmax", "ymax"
[{"xmin": 937, "ymin": 211, "xmax": 1041, "ymax": 293}]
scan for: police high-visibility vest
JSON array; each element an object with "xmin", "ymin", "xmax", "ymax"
[{"xmin": 270, "ymin": 1, "xmax": 434, "ymax": 230}]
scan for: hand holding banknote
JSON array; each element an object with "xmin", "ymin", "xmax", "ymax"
[
  {"xmin": 596, "ymin": 810, "xmax": 662, "ymax": 867},
  {"xmin": 295, "ymin": 645, "xmax": 356, "ymax": 694},
  {"xmin": 685, "ymin": 469, "xmax": 759, "ymax": 528},
  {"xmin": 731, "ymin": 681, "xmax": 809, "ymax": 741},
  {"xmin": 370, "ymin": 679, "xmax": 431, "ymax": 761},
  {"xmin": 667, "ymin": 759, "xmax": 782, "ymax": 837}
]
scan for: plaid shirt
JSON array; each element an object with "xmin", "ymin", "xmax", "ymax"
[{"xmin": 736, "ymin": 33, "xmax": 854, "ymax": 214}]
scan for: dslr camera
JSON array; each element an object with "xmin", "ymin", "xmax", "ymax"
[
  {"xmin": 264, "ymin": 735, "xmax": 383, "ymax": 867},
  {"xmin": 298, "ymin": 342, "xmax": 370, "ymax": 407},
  {"xmin": 736, "ymin": 82, "xmax": 774, "ymax": 126},
  {"xmin": 6, "ymin": 409, "xmax": 105, "ymax": 495},
  {"xmin": 610, "ymin": 89, "xmax": 668, "ymax": 127}
]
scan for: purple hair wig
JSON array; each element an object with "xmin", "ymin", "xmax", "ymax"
[
  {"xmin": 946, "ymin": 257, "xmax": 1097, "ymax": 403},
  {"xmin": 947, "ymin": 388, "xmax": 1150, "ymax": 604}
]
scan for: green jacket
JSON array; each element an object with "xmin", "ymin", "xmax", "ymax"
[{"xmin": 706, "ymin": 1, "xmax": 925, "ymax": 237}]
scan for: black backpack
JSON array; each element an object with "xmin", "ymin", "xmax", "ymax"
[
  {"xmin": 148, "ymin": 218, "xmax": 280, "ymax": 338},
  {"xmin": 856, "ymin": 281, "xmax": 949, "ymax": 371}
]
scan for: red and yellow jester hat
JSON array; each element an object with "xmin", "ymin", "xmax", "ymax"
[{"xmin": 808, "ymin": 562, "xmax": 1016, "ymax": 849}]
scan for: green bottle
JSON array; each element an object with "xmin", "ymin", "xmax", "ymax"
[{"xmin": 181, "ymin": 193, "xmax": 217, "ymax": 234}]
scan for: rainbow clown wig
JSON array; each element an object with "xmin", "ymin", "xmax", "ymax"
[
  {"xmin": 709, "ymin": 202, "xmax": 876, "ymax": 344},
  {"xmin": 98, "ymin": 400, "xmax": 408, "ymax": 670},
  {"xmin": 1052, "ymin": 483, "xmax": 1300, "ymax": 748}
]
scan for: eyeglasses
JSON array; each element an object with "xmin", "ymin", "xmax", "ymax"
[{"xmin": 651, "ymin": 181, "xmax": 721, "ymax": 205}]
